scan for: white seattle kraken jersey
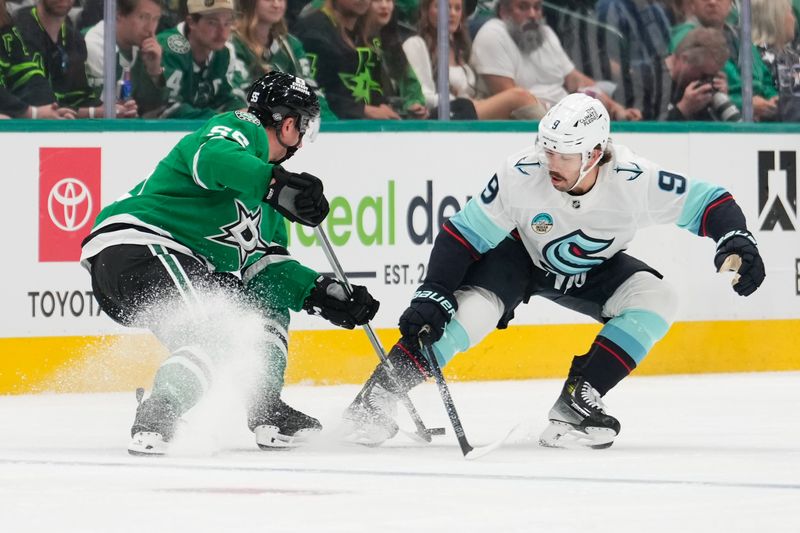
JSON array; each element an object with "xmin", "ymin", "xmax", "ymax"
[{"xmin": 450, "ymin": 142, "xmax": 727, "ymax": 284}]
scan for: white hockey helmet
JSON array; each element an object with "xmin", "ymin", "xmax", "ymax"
[{"xmin": 537, "ymin": 93, "xmax": 610, "ymax": 190}]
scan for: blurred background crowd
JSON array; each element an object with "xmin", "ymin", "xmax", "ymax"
[{"xmin": 2, "ymin": 0, "xmax": 799, "ymax": 122}]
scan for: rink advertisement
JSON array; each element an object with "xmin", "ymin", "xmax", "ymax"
[{"xmin": 0, "ymin": 123, "xmax": 798, "ymax": 393}]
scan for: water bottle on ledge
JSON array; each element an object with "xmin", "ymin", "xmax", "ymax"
[{"xmin": 118, "ymin": 66, "xmax": 133, "ymax": 102}]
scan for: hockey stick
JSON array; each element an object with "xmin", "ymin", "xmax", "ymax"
[
  {"xmin": 419, "ymin": 327, "xmax": 518, "ymax": 459},
  {"xmin": 313, "ymin": 226, "xmax": 445, "ymax": 443}
]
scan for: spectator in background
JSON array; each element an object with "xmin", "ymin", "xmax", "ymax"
[
  {"xmin": 14, "ymin": 0, "xmax": 107, "ymax": 117},
  {"xmin": 157, "ymin": 0, "xmax": 245, "ymax": 119},
  {"xmin": 296, "ymin": 0, "xmax": 399, "ymax": 119},
  {"xmin": 663, "ymin": 0, "xmax": 692, "ymax": 24},
  {"xmin": 540, "ymin": 1, "xmax": 613, "ymax": 95},
  {"xmin": 84, "ymin": 0, "xmax": 167, "ymax": 118},
  {"xmin": 78, "ymin": 0, "xmax": 182, "ymax": 34},
  {"xmin": 670, "ymin": 0, "xmax": 778, "ymax": 121},
  {"xmin": 1, "ymin": 0, "xmax": 74, "ymax": 118},
  {"xmin": 752, "ymin": 0, "xmax": 800, "ymax": 121},
  {"xmin": 664, "ymin": 26, "xmax": 738, "ymax": 121},
  {"xmin": 230, "ymin": 0, "xmax": 337, "ymax": 120},
  {"xmin": 595, "ymin": 0, "xmax": 673, "ymax": 120},
  {"xmin": 365, "ymin": 0, "xmax": 428, "ymax": 119},
  {"xmin": 470, "ymin": 0, "xmax": 641, "ymax": 119},
  {"xmin": 752, "ymin": 0, "xmax": 797, "ymax": 85},
  {"xmin": 403, "ymin": 0, "xmax": 543, "ymax": 119}
]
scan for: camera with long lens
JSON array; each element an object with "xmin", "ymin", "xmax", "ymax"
[{"xmin": 698, "ymin": 75, "xmax": 742, "ymax": 122}]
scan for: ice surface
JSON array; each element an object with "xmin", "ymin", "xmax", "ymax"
[{"xmin": 1, "ymin": 373, "xmax": 798, "ymax": 532}]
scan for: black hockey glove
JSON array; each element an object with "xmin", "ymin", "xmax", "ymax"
[
  {"xmin": 264, "ymin": 165, "xmax": 329, "ymax": 227},
  {"xmin": 399, "ymin": 283, "xmax": 457, "ymax": 343},
  {"xmin": 303, "ymin": 276, "xmax": 380, "ymax": 329},
  {"xmin": 714, "ymin": 230, "xmax": 765, "ymax": 297}
]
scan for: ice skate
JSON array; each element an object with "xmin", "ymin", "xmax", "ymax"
[
  {"xmin": 341, "ymin": 380, "xmax": 400, "ymax": 446},
  {"xmin": 250, "ymin": 399, "xmax": 322, "ymax": 449},
  {"xmin": 539, "ymin": 377, "xmax": 621, "ymax": 449},
  {"xmin": 128, "ymin": 388, "xmax": 182, "ymax": 456}
]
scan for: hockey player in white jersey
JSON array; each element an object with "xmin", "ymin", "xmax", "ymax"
[{"xmin": 342, "ymin": 93, "xmax": 765, "ymax": 449}]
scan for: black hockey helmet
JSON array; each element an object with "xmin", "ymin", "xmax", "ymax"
[{"xmin": 246, "ymin": 72, "xmax": 320, "ymax": 135}]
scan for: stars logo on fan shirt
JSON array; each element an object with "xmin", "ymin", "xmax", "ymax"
[
  {"xmin": 340, "ymin": 47, "xmax": 381, "ymax": 104},
  {"xmin": 208, "ymin": 199, "xmax": 271, "ymax": 269}
]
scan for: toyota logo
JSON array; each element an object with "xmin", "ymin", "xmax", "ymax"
[{"xmin": 47, "ymin": 177, "xmax": 93, "ymax": 231}]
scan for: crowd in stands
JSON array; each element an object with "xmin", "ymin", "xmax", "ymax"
[{"xmin": 2, "ymin": 0, "xmax": 800, "ymax": 122}]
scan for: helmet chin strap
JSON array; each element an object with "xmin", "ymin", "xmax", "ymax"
[
  {"xmin": 273, "ymin": 119, "xmax": 303, "ymax": 164},
  {"xmin": 567, "ymin": 152, "xmax": 601, "ymax": 192}
]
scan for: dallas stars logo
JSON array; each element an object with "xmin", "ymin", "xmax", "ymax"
[
  {"xmin": 208, "ymin": 199, "xmax": 270, "ymax": 268},
  {"xmin": 339, "ymin": 47, "xmax": 382, "ymax": 104}
]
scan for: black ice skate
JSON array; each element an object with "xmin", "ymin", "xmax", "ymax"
[
  {"xmin": 128, "ymin": 388, "xmax": 182, "ymax": 456},
  {"xmin": 249, "ymin": 399, "xmax": 322, "ymax": 449},
  {"xmin": 341, "ymin": 379, "xmax": 400, "ymax": 446},
  {"xmin": 539, "ymin": 376, "xmax": 621, "ymax": 449}
]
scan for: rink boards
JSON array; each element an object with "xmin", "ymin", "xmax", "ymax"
[{"xmin": 0, "ymin": 121, "xmax": 797, "ymax": 393}]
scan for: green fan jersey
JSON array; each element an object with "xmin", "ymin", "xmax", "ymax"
[
  {"xmin": 157, "ymin": 25, "xmax": 246, "ymax": 119},
  {"xmin": 229, "ymin": 32, "xmax": 337, "ymax": 121},
  {"xmin": 81, "ymin": 111, "xmax": 318, "ymax": 311}
]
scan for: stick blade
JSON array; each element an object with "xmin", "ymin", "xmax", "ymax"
[{"xmin": 464, "ymin": 424, "xmax": 520, "ymax": 461}]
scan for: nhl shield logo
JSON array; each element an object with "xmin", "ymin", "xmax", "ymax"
[{"xmin": 531, "ymin": 213, "xmax": 553, "ymax": 234}]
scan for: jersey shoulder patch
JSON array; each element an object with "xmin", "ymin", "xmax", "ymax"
[
  {"xmin": 167, "ymin": 33, "xmax": 190, "ymax": 55},
  {"xmin": 234, "ymin": 110, "xmax": 261, "ymax": 125}
]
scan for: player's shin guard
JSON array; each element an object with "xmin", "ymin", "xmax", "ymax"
[
  {"xmin": 342, "ymin": 338, "xmax": 430, "ymax": 445},
  {"xmin": 568, "ymin": 336, "xmax": 638, "ymax": 396}
]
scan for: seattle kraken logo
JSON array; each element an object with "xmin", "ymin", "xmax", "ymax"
[{"xmin": 542, "ymin": 230, "xmax": 614, "ymax": 276}]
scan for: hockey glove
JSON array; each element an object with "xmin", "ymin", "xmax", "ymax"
[
  {"xmin": 714, "ymin": 230, "xmax": 765, "ymax": 296},
  {"xmin": 265, "ymin": 165, "xmax": 329, "ymax": 227},
  {"xmin": 399, "ymin": 283, "xmax": 457, "ymax": 343},
  {"xmin": 303, "ymin": 276, "xmax": 380, "ymax": 329}
]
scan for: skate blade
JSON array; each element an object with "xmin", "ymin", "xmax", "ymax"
[
  {"xmin": 128, "ymin": 431, "xmax": 168, "ymax": 456},
  {"xmin": 254, "ymin": 425, "xmax": 322, "ymax": 450},
  {"xmin": 538, "ymin": 421, "xmax": 617, "ymax": 449}
]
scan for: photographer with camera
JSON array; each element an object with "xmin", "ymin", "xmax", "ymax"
[{"xmin": 664, "ymin": 26, "xmax": 741, "ymax": 122}]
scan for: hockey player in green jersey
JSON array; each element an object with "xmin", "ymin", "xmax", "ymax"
[{"xmin": 81, "ymin": 72, "xmax": 379, "ymax": 455}]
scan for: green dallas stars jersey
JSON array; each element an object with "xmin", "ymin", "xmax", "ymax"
[
  {"xmin": 80, "ymin": 111, "xmax": 318, "ymax": 311},
  {"xmin": 228, "ymin": 33, "xmax": 337, "ymax": 122},
  {"xmin": 157, "ymin": 25, "xmax": 245, "ymax": 119}
]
